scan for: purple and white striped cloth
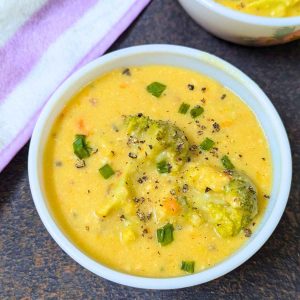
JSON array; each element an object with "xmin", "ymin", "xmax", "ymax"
[{"xmin": 0, "ymin": 0, "xmax": 150, "ymax": 173}]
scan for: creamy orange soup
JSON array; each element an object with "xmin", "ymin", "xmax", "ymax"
[{"xmin": 44, "ymin": 65, "xmax": 272, "ymax": 277}]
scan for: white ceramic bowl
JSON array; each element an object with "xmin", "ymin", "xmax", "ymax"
[
  {"xmin": 28, "ymin": 44, "xmax": 292, "ymax": 289},
  {"xmin": 179, "ymin": 0, "xmax": 300, "ymax": 46}
]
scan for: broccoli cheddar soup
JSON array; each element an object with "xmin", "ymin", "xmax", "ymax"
[
  {"xmin": 215, "ymin": 0, "xmax": 300, "ymax": 17},
  {"xmin": 44, "ymin": 65, "xmax": 272, "ymax": 277}
]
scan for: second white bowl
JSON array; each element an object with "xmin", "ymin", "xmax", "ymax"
[{"xmin": 179, "ymin": 0, "xmax": 300, "ymax": 46}]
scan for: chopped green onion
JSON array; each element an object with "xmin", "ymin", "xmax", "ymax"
[
  {"xmin": 190, "ymin": 105, "xmax": 204, "ymax": 118},
  {"xmin": 178, "ymin": 102, "xmax": 190, "ymax": 114},
  {"xmin": 73, "ymin": 134, "xmax": 92, "ymax": 159},
  {"xmin": 157, "ymin": 160, "xmax": 171, "ymax": 173},
  {"xmin": 146, "ymin": 82, "xmax": 166, "ymax": 98},
  {"xmin": 99, "ymin": 164, "xmax": 115, "ymax": 179},
  {"xmin": 200, "ymin": 138, "xmax": 215, "ymax": 151},
  {"xmin": 157, "ymin": 223, "xmax": 174, "ymax": 246},
  {"xmin": 221, "ymin": 155, "xmax": 235, "ymax": 170},
  {"xmin": 181, "ymin": 261, "xmax": 195, "ymax": 273}
]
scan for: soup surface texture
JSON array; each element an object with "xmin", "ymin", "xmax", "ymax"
[
  {"xmin": 215, "ymin": 0, "xmax": 300, "ymax": 17},
  {"xmin": 44, "ymin": 65, "xmax": 272, "ymax": 277}
]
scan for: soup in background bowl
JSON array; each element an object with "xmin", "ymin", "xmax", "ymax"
[
  {"xmin": 215, "ymin": 0, "xmax": 300, "ymax": 17},
  {"xmin": 28, "ymin": 45, "xmax": 292, "ymax": 289}
]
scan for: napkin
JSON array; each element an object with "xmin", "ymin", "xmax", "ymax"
[{"xmin": 0, "ymin": 0, "xmax": 150, "ymax": 172}]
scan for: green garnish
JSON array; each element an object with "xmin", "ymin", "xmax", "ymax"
[
  {"xmin": 200, "ymin": 138, "xmax": 215, "ymax": 151},
  {"xmin": 73, "ymin": 134, "xmax": 92, "ymax": 159},
  {"xmin": 178, "ymin": 103, "xmax": 190, "ymax": 114},
  {"xmin": 99, "ymin": 164, "xmax": 115, "ymax": 179},
  {"xmin": 146, "ymin": 82, "xmax": 166, "ymax": 98},
  {"xmin": 157, "ymin": 223, "xmax": 174, "ymax": 246},
  {"xmin": 157, "ymin": 160, "xmax": 171, "ymax": 173},
  {"xmin": 181, "ymin": 261, "xmax": 195, "ymax": 273},
  {"xmin": 221, "ymin": 155, "xmax": 235, "ymax": 170},
  {"xmin": 190, "ymin": 105, "xmax": 204, "ymax": 118}
]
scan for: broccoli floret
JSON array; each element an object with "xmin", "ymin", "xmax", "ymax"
[
  {"xmin": 97, "ymin": 114, "xmax": 190, "ymax": 217},
  {"xmin": 225, "ymin": 171, "xmax": 258, "ymax": 220},
  {"xmin": 209, "ymin": 170, "xmax": 258, "ymax": 237},
  {"xmin": 125, "ymin": 114, "xmax": 190, "ymax": 171},
  {"xmin": 185, "ymin": 165, "xmax": 258, "ymax": 237},
  {"xmin": 206, "ymin": 203, "xmax": 244, "ymax": 237}
]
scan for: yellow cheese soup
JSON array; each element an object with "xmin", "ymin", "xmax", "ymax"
[
  {"xmin": 44, "ymin": 65, "xmax": 272, "ymax": 277},
  {"xmin": 215, "ymin": 0, "xmax": 300, "ymax": 17}
]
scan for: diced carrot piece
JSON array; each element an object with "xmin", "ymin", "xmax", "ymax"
[
  {"xmin": 119, "ymin": 83, "xmax": 128, "ymax": 89},
  {"xmin": 164, "ymin": 198, "xmax": 181, "ymax": 215},
  {"xmin": 78, "ymin": 119, "xmax": 85, "ymax": 130},
  {"xmin": 77, "ymin": 119, "xmax": 89, "ymax": 135}
]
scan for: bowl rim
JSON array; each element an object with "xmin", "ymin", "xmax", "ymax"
[
  {"xmin": 28, "ymin": 44, "xmax": 292, "ymax": 290},
  {"xmin": 196, "ymin": 0, "xmax": 300, "ymax": 26}
]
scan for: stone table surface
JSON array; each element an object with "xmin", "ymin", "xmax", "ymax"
[{"xmin": 1, "ymin": 0, "xmax": 299, "ymax": 299}]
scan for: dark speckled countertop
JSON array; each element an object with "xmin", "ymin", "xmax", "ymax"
[{"xmin": 1, "ymin": 0, "xmax": 299, "ymax": 299}]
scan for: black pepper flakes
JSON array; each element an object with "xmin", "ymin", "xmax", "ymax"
[
  {"xmin": 221, "ymin": 94, "xmax": 227, "ymax": 100},
  {"xmin": 112, "ymin": 125, "xmax": 119, "ymax": 132},
  {"xmin": 142, "ymin": 228, "xmax": 148, "ymax": 236},
  {"xmin": 177, "ymin": 143, "xmax": 184, "ymax": 152},
  {"xmin": 136, "ymin": 209, "xmax": 146, "ymax": 221},
  {"xmin": 55, "ymin": 161, "xmax": 62, "ymax": 167},
  {"xmin": 122, "ymin": 68, "xmax": 131, "ymax": 76},
  {"xmin": 205, "ymin": 187, "xmax": 211, "ymax": 193},
  {"xmin": 91, "ymin": 148, "xmax": 98, "ymax": 154},
  {"xmin": 187, "ymin": 84, "xmax": 194, "ymax": 90},
  {"xmin": 264, "ymin": 194, "xmax": 270, "ymax": 199},
  {"xmin": 133, "ymin": 197, "xmax": 145, "ymax": 204},
  {"xmin": 201, "ymin": 87, "xmax": 207, "ymax": 92},
  {"xmin": 248, "ymin": 186, "xmax": 255, "ymax": 194},
  {"xmin": 224, "ymin": 169, "xmax": 234, "ymax": 176},
  {"xmin": 128, "ymin": 152, "xmax": 137, "ymax": 159},
  {"xmin": 182, "ymin": 184, "xmax": 189, "ymax": 193},
  {"xmin": 127, "ymin": 136, "xmax": 139, "ymax": 145},
  {"xmin": 170, "ymin": 189, "xmax": 176, "ymax": 195},
  {"xmin": 243, "ymin": 228, "xmax": 252, "ymax": 237},
  {"xmin": 189, "ymin": 144, "xmax": 198, "ymax": 151},
  {"xmin": 212, "ymin": 122, "xmax": 220, "ymax": 132}
]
